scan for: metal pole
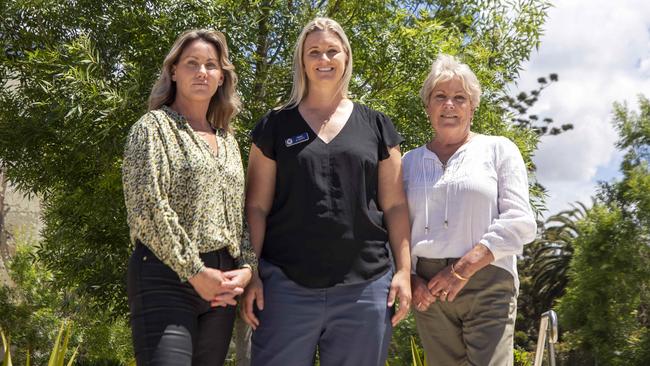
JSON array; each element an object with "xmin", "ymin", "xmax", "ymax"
[{"xmin": 533, "ymin": 310, "xmax": 559, "ymax": 366}]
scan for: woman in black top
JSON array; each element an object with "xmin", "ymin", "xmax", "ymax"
[{"xmin": 241, "ymin": 17, "xmax": 411, "ymax": 366}]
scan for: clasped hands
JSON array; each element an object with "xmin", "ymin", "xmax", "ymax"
[
  {"xmin": 412, "ymin": 265, "xmax": 469, "ymax": 312},
  {"xmin": 189, "ymin": 267, "xmax": 253, "ymax": 308}
]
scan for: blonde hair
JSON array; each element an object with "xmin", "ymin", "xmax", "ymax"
[
  {"xmin": 282, "ymin": 17, "xmax": 353, "ymax": 109},
  {"xmin": 148, "ymin": 29, "xmax": 241, "ymax": 130},
  {"xmin": 420, "ymin": 54, "xmax": 481, "ymax": 109}
]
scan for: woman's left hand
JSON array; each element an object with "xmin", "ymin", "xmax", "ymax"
[
  {"xmin": 388, "ymin": 269, "xmax": 412, "ymax": 326},
  {"xmin": 209, "ymin": 267, "xmax": 253, "ymax": 307},
  {"xmin": 426, "ymin": 265, "xmax": 468, "ymax": 302},
  {"xmin": 223, "ymin": 267, "xmax": 254, "ymax": 288}
]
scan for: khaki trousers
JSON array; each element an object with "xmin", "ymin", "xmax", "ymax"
[{"xmin": 413, "ymin": 258, "xmax": 517, "ymax": 366}]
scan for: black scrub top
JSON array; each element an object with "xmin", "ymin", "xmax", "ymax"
[{"xmin": 251, "ymin": 102, "xmax": 403, "ymax": 288}]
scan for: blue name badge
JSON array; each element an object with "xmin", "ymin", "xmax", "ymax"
[{"xmin": 285, "ymin": 132, "xmax": 310, "ymax": 147}]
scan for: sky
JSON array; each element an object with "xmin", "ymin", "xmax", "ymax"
[{"xmin": 511, "ymin": 0, "xmax": 650, "ymax": 216}]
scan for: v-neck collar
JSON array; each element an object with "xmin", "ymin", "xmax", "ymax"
[
  {"xmin": 162, "ymin": 105, "xmax": 221, "ymax": 158},
  {"xmin": 295, "ymin": 102, "xmax": 356, "ymax": 145},
  {"xmin": 422, "ymin": 133, "xmax": 481, "ymax": 165}
]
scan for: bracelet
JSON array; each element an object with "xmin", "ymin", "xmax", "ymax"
[{"xmin": 451, "ymin": 263, "xmax": 469, "ymax": 281}]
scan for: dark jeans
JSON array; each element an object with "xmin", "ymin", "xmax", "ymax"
[{"xmin": 128, "ymin": 242, "xmax": 236, "ymax": 366}]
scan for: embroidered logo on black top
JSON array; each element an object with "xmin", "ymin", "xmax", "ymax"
[{"xmin": 285, "ymin": 132, "xmax": 310, "ymax": 147}]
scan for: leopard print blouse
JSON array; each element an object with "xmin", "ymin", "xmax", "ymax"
[{"xmin": 122, "ymin": 105, "xmax": 257, "ymax": 281}]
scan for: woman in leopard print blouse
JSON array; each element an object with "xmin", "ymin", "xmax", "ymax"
[{"xmin": 122, "ymin": 29, "xmax": 256, "ymax": 365}]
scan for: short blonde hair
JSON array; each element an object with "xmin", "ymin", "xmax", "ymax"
[
  {"xmin": 282, "ymin": 17, "xmax": 353, "ymax": 109},
  {"xmin": 148, "ymin": 29, "xmax": 241, "ymax": 130},
  {"xmin": 420, "ymin": 54, "xmax": 481, "ymax": 109}
]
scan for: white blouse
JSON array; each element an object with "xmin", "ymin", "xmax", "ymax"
[{"xmin": 402, "ymin": 134, "xmax": 537, "ymax": 288}]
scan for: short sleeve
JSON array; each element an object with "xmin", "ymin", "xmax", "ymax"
[
  {"xmin": 375, "ymin": 111, "xmax": 404, "ymax": 160},
  {"xmin": 250, "ymin": 111, "xmax": 277, "ymax": 160}
]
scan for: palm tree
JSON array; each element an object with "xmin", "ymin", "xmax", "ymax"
[{"xmin": 528, "ymin": 202, "xmax": 589, "ymax": 313}]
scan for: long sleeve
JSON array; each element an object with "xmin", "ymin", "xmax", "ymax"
[
  {"xmin": 479, "ymin": 138, "xmax": 537, "ymax": 261},
  {"xmin": 122, "ymin": 115, "xmax": 205, "ymax": 281}
]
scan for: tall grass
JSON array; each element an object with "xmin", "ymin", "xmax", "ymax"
[{"xmin": 1, "ymin": 321, "xmax": 78, "ymax": 366}]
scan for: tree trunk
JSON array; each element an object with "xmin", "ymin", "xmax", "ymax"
[
  {"xmin": 0, "ymin": 166, "xmax": 7, "ymax": 254},
  {"xmin": 0, "ymin": 165, "xmax": 12, "ymax": 287}
]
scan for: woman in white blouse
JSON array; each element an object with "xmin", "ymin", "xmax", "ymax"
[{"xmin": 402, "ymin": 54, "xmax": 537, "ymax": 365}]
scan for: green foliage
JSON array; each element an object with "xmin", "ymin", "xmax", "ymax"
[
  {"xmin": 557, "ymin": 204, "xmax": 644, "ymax": 364},
  {"xmin": 2, "ymin": 327, "xmax": 13, "ymax": 366},
  {"xmin": 47, "ymin": 321, "xmax": 78, "ymax": 366},
  {"xmin": 0, "ymin": 238, "xmax": 133, "ymax": 365},
  {"xmin": 1, "ymin": 322, "xmax": 80, "ymax": 366},
  {"xmin": 409, "ymin": 336, "xmax": 426, "ymax": 366},
  {"xmin": 529, "ymin": 203, "xmax": 587, "ymax": 315},
  {"xmin": 503, "ymin": 73, "xmax": 574, "ymax": 136},
  {"xmin": 388, "ymin": 313, "xmax": 421, "ymax": 365},
  {"xmin": 557, "ymin": 95, "xmax": 650, "ymax": 366},
  {"xmin": 514, "ymin": 347, "xmax": 533, "ymax": 366}
]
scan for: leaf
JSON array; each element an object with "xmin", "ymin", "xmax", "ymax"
[
  {"xmin": 1, "ymin": 329, "xmax": 13, "ymax": 366},
  {"xmin": 562, "ymin": 124, "xmax": 573, "ymax": 131},
  {"xmin": 65, "ymin": 346, "xmax": 79, "ymax": 366},
  {"xmin": 58, "ymin": 321, "xmax": 73, "ymax": 366},
  {"xmin": 410, "ymin": 336, "xmax": 424, "ymax": 366},
  {"xmin": 48, "ymin": 322, "xmax": 65, "ymax": 366}
]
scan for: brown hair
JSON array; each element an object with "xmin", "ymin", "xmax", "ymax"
[{"xmin": 148, "ymin": 29, "xmax": 241, "ymax": 130}]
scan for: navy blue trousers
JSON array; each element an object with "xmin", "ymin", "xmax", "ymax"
[
  {"xmin": 251, "ymin": 259, "xmax": 393, "ymax": 366},
  {"xmin": 128, "ymin": 242, "xmax": 236, "ymax": 366}
]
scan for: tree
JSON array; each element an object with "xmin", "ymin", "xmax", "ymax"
[
  {"xmin": 0, "ymin": 166, "xmax": 10, "ymax": 287},
  {"xmin": 504, "ymin": 73, "xmax": 574, "ymax": 136},
  {"xmin": 530, "ymin": 202, "xmax": 588, "ymax": 313},
  {"xmin": 0, "ymin": 166, "xmax": 8, "ymax": 255},
  {"xmin": 0, "ymin": 0, "xmax": 551, "ymax": 318},
  {"xmin": 557, "ymin": 95, "xmax": 650, "ymax": 366},
  {"xmin": 514, "ymin": 202, "xmax": 587, "ymax": 351},
  {"xmin": 0, "ymin": 239, "xmax": 133, "ymax": 365}
]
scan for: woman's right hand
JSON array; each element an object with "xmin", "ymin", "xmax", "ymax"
[
  {"xmin": 241, "ymin": 272, "xmax": 264, "ymax": 330},
  {"xmin": 412, "ymin": 274, "xmax": 437, "ymax": 312},
  {"xmin": 189, "ymin": 268, "xmax": 244, "ymax": 306}
]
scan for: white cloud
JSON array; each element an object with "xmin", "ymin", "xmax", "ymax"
[
  {"xmin": 541, "ymin": 181, "xmax": 597, "ymax": 215},
  {"xmin": 639, "ymin": 57, "xmax": 650, "ymax": 76},
  {"xmin": 511, "ymin": 0, "xmax": 650, "ymax": 216}
]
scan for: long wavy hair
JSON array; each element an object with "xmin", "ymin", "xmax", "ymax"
[
  {"xmin": 281, "ymin": 17, "xmax": 353, "ymax": 109},
  {"xmin": 148, "ymin": 29, "xmax": 241, "ymax": 130}
]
